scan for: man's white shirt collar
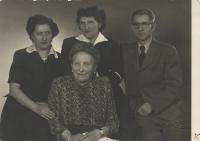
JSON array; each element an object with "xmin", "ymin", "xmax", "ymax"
[
  {"xmin": 137, "ymin": 36, "xmax": 152, "ymax": 54},
  {"xmin": 75, "ymin": 32, "xmax": 108, "ymax": 46}
]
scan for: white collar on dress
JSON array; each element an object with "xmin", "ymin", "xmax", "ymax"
[
  {"xmin": 26, "ymin": 44, "xmax": 58, "ymax": 59},
  {"xmin": 75, "ymin": 32, "xmax": 108, "ymax": 46}
]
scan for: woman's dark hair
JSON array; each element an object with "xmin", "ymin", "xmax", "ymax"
[
  {"xmin": 76, "ymin": 6, "xmax": 106, "ymax": 31},
  {"xmin": 69, "ymin": 42, "xmax": 100, "ymax": 65},
  {"xmin": 26, "ymin": 14, "xmax": 59, "ymax": 41}
]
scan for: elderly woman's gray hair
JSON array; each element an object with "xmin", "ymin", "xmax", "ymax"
[{"xmin": 69, "ymin": 42, "xmax": 101, "ymax": 65}]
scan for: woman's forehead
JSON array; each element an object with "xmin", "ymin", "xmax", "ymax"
[
  {"xmin": 33, "ymin": 24, "xmax": 51, "ymax": 33},
  {"xmin": 73, "ymin": 52, "xmax": 94, "ymax": 60},
  {"xmin": 80, "ymin": 16, "xmax": 97, "ymax": 22}
]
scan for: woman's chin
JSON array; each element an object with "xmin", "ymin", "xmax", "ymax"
[{"xmin": 77, "ymin": 77, "xmax": 93, "ymax": 85}]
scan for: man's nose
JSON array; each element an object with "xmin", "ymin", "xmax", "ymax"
[{"xmin": 138, "ymin": 25, "xmax": 144, "ymax": 31}]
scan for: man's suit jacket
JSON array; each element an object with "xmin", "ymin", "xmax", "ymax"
[{"xmin": 123, "ymin": 39, "xmax": 183, "ymax": 120}]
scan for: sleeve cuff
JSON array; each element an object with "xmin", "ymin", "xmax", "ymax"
[{"xmin": 107, "ymin": 71, "xmax": 122, "ymax": 85}]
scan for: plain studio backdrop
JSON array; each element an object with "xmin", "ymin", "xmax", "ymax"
[{"xmin": 0, "ymin": 0, "xmax": 190, "ymax": 132}]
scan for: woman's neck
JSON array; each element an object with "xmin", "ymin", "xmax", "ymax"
[
  {"xmin": 88, "ymin": 34, "xmax": 99, "ymax": 44},
  {"xmin": 75, "ymin": 77, "xmax": 92, "ymax": 86},
  {"xmin": 36, "ymin": 47, "xmax": 51, "ymax": 60}
]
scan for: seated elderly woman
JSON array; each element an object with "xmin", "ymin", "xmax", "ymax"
[{"xmin": 48, "ymin": 42, "xmax": 119, "ymax": 141}]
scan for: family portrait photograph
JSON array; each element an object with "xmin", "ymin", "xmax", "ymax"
[{"xmin": 0, "ymin": 0, "xmax": 196, "ymax": 141}]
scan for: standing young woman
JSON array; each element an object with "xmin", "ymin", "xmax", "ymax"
[{"xmin": 0, "ymin": 15, "xmax": 61, "ymax": 141}]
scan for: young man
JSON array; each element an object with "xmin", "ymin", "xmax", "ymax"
[{"xmin": 123, "ymin": 9, "xmax": 183, "ymax": 141}]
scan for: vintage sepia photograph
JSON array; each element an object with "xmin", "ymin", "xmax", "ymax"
[{"xmin": 0, "ymin": 0, "xmax": 194, "ymax": 141}]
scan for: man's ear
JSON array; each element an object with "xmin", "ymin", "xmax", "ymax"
[
  {"xmin": 130, "ymin": 23, "xmax": 136, "ymax": 32},
  {"xmin": 152, "ymin": 22, "xmax": 156, "ymax": 32}
]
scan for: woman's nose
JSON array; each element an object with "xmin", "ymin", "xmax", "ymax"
[
  {"xmin": 85, "ymin": 23, "xmax": 90, "ymax": 30},
  {"xmin": 79, "ymin": 65, "xmax": 84, "ymax": 72},
  {"xmin": 42, "ymin": 34, "xmax": 47, "ymax": 41}
]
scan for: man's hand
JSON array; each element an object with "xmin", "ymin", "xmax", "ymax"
[{"xmin": 138, "ymin": 102, "xmax": 152, "ymax": 116}]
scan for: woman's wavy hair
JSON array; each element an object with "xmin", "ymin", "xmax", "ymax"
[
  {"xmin": 76, "ymin": 6, "xmax": 106, "ymax": 31},
  {"xmin": 26, "ymin": 14, "xmax": 59, "ymax": 41}
]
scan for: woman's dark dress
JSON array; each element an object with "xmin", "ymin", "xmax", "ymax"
[{"xmin": 0, "ymin": 48, "xmax": 62, "ymax": 141}]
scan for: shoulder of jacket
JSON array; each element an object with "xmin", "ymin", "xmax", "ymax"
[
  {"xmin": 153, "ymin": 39, "xmax": 177, "ymax": 52},
  {"xmin": 63, "ymin": 36, "xmax": 76, "ymax": 41},
  {"xmin": 153, "ymin": 39, "xmax": 175, "ymax": 48}
]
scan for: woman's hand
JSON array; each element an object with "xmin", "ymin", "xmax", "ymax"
[
  {"xmin": 82, "ymin": 129, "xmax": 102, "ymax": 141},
  {"xmin": 61, "ymin": 130, "xmax": 72, "ymax": 141},
  {"xmin": 34, "ymin": 102, "xmax": 55, "ymax": 120},
  {"xmin": 9, "ymin": 83, "xmax": 55, "ymax": 121}
]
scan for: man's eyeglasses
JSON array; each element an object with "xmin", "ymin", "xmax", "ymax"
[{"xmin": 132, "ymin": 22, "xmax": 153, "ymax": 28}]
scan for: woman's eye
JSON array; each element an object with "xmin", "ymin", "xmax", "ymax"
[
  {"xmin": 46, "ymin": 31, "xmax": 51, "ymax": 35},
  {"xmin": 73, "ymin": 62, "xmax": 79, "ymax": 66},
  {"xmin": 88, "ymin": 21, "xmax": 94, "ymax": 24},
  {"xmin": 36, "ymin": 32, "xmax": 42, "ymax": 35},
  {"xmin": 84, "ymin": 62, "xmax": 90, "ymax": 66}
]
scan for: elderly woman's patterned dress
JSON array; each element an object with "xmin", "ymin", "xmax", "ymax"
[{"xmin": 48, "ymin": 75, "xmax": 119, "ymax": 141}]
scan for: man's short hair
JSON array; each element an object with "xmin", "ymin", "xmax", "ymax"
[{"xmin": 131, "ymin": 9, "xmax": 156, "ymax": 23}]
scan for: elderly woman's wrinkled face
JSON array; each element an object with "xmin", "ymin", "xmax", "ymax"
[
  {"xmin": 79, "ymin": 17, "xmax": 101, "ymax": 42},
  {"xmin": 72, "ymin": 52, "xmax": 96, "ymax": 84},
  {"xmin": 31, "ymin": 23, "xmax": 53, "ymax": 50}
]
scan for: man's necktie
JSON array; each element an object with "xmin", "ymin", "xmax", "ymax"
[{"xmin": 139, "ymin": 46, "xmax": 146, "ymax": 67}]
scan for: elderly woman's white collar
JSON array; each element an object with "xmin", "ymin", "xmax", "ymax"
[
  {"xmin": 75, "ymin": 32, "xmax": 108, "ymax": 46},
  {"xmin": 26, "ymin": 44, "xmax": 58, "ymax": 59}
]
